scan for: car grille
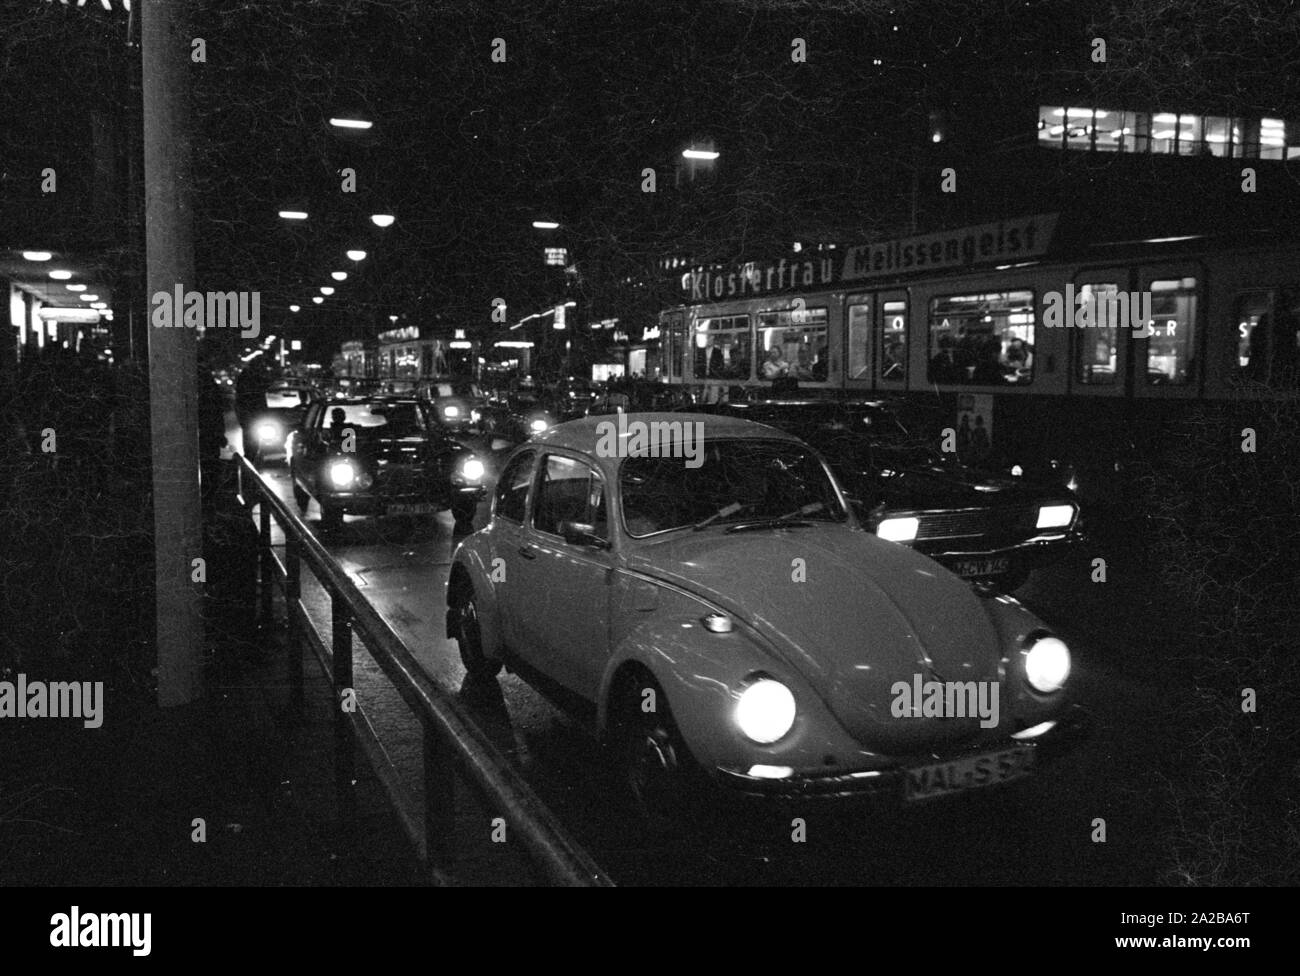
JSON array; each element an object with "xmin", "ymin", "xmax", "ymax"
[
  {"xmin": 374, "ymin": 463, "xmax": 435, "ymax": 496},
  {"xmin": 915, "ymin": 504, "xmax": 1040, "ymax": 542}
]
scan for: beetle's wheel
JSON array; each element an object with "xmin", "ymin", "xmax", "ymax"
[
  {"xmin": 454, "ymin": 589, "xmax": 502, "ymax": 679},
  {"xmin": 615, "ymin": 680, "xmax": 699, "ymax": 833}
]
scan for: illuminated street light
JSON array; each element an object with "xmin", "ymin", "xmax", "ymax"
[
  {"xmin": 66, "ymin": 284, "xmax": 86, "ymax": 292},
  {"xmin": 290, "ymin": 305, "xmax": 301, "ymax": 312},
  {"xmin": 278, "ymin": 210, "xmax": 309, "ymax": 220},
  {"xmin": 312, "ymin": 297, "xmax": 324, "ymax": 304},
  {"xmin": 49, "ymin": 270, "xmax": 73, "ymax": 280},
  {"xmin": 331, "ymin": 271, "xmax": 347, "ymax": 281},
  {"xmin": 22, "ymin": 251, "xmax": 53, "ymax": 261},
  {"xmin": 346, "ymin": 249, "xmax": 367, "ymax": 261},
  {"xmin": 682, "ymin": 148, "xmax": 719, "ymax": 160},
  {"xmin": 320, "ymin": 286, "xmax": 335, "ymax": 295},
  {"xmin": 79, "ymin": 294, "xmax": 100, "ymax": 301},
  {"xmin": 532, "ymin": 220, "xmax": 560, "ymax": 230},
  {"xmin": 371, "ymin": 213, "xmax": 395, "ymax": 227},
  {"xmin": 329, "ymin": 117, "xmax": 372, "ymax": 130}
]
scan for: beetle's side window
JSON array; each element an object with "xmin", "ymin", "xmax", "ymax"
[
  {"xmin": 495, "ymin": 451, "xmax": 537, "ymax": 523},
  {"xmin": 533, "ymin": 455, "xmax": 606, "ymax": 540}
]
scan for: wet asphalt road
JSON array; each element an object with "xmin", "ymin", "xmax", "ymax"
[{"xmin": 237, "ymin": 427, "xmax": 1176, "ymax": 885}]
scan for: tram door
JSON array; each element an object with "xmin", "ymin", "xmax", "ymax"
[{"xmin": 843, "ymin": 290, "xmax": 908, "ymax": 391}]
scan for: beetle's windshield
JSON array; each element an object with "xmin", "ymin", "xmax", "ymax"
[{"xmin": 620, "ymin": 438, "xmax": 847, "ymax": 537}]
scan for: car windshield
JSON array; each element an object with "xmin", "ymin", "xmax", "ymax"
[
  {"xmin": 265, "ymin": 388, "xmax": 310, "ymax": 408},
  {"xmin": 323, "ymin": 402, "xmax": 425, "ymax": 437},
  {"xmin": 620, "ymin": 438, "xmax": 847, "ymax": 537}
]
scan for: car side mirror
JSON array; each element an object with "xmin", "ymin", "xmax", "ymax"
[{"xmin": 559, "ymin": 520, "xmax": 609, "ymax": 549}]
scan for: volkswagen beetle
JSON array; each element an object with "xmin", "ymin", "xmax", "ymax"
[{"xmin": 446, "ymin": 413, "xmax": 1084, "ymax": 821}]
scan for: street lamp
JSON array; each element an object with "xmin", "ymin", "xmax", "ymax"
[
  {"xmin": 49, "ymin": 269, "xmax": 73, "ymax": 280},
  {"xmin": 682, "ymin": 148, "xmax": 719, "ymax": 160},
  {"xmin": 371, "ymin": 213, "xmax": 395, "ymax": 228},
  {"xmin": 346, "ymin": 249, "xmax": 367, "ymax": 261},
  {"xmin": 532, "ymin": 220, "xmax": 560, "ymax": 230},
  {"xmin": 290, "ymin": 305, "xmax": 301, "ymax": 312},
  {"xmin": 329, "ymin": 117, "xmax": 372, "ymax": 130},
  {"xmin": 278, "ymin": 210, "xmax": 309, "ymax": 220},
  {"xmin": 331, "ymin": 271, "xmax": 348, "ymax": 281},
  {"xmin": 22, "ymin": 251, "xmax": 53, "ymax": 261},
  {"xmin": 320, "ymin": 286, "xmax": 335, "ymax": 295}
]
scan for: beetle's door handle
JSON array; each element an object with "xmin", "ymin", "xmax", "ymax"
[{"xmin": 518, "ymin": 545, "xmax": 536, "ymax": 560}]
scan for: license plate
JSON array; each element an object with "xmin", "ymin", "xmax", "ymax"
[
  {"xmin": 904, "ymin": 746, "xmax": 1034, "ymax": 802},
  {"xmin": 388, "ymin": 503, "xmax": 437, "ymax": 515},
  {"xmin": 954, "ymin": 556, "xmax": 1010, "ymax": 578}
]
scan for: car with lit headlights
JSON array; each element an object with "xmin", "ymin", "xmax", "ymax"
[
  {"xmin": 288, "ymin": 396, "xmax": 487, "ymax": 533},
  {"xmin": 706, "ymin": 395, "xmax": 1083, "ymax": 592},
  {"xmin": 417, "ymin": 376, "xmax": 488, "ymax": 432},
  {"xmin": 243, "ymin": 384, "xmax": 323, "ymax": 467},
  {"xmin": 479, "ymin": 390, "xmax": 558, "ymax": 442},
  {"xmin": 446, "ymin": 413, "xmax": 1085, "ymax": 823}
]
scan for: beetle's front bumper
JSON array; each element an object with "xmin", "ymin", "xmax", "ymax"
[{"xmin": 714, "ymin": 704, "xmax": 1090, "ymax": 800}]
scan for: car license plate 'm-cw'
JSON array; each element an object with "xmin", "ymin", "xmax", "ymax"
[
  {"xmin": 955, "ymin": 556, "xmax": 1010, "ymax": 578},
  {"xmin": 904, "ymin": 746, "xmax": 1034, "ymax": 802}
]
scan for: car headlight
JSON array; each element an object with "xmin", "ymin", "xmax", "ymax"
[
  {"xmin": 460, "ymin": 457, "xmax": 485, "ymax": 481},
  {"xmin": 529, "ymin": 418, "xmax": 548, "ymax": 433},
  {"xmin": 329, "ymin": 460, "xmax": 356, "ymax": 488},
  {"xmin": 1036, "ymin": 503, "xmax": 1076, "ymax": 530},
  {"xmin": 734, "ymin": 678, "xmax": 796, "ymax": 744},
  {"xmin": 256, "ymin": 421, "xmax": 281, "ymax": 443},
  {"xmin": 876, "ymin": 516, "xmax": 920, "ymax": 543},
  {"xmin": 1024, "ymin": 635, "xmax": 1071, "ymax": 693},
  {"xmin": 470, "ymin": 409, "xmax": 481, "ymax": 423},
  {"xmin": 444, "ymin": 405, "xmax": 460, "ymax": 418}
]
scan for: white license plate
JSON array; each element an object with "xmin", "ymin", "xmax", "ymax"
[
  {"xmin": 904, "ymin": 746, "xmax": 1034, "ymax": 802},
  {"xmin": 388, "ymin": 503, "xmax": 438, "ymax": 515},
  {"xmin": 954, "ymin": 556, "xmax": 1010, "ymax": 578}
]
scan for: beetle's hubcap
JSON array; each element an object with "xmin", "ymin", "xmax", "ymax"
[{"xmin": 628, "ymin": 726, "xmax": 678, "ymax": 812}]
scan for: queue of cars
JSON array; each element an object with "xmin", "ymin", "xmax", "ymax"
[{"xmin": 236, "ymin": 365, "xmax": 1086, "ymax": 820}]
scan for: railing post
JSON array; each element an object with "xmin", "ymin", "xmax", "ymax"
[
  {"xmin": 285, "ymin": 533, "xmax": 303, "ymax": 714},
  {"xmin": 258, "ymin": 497, "xmax": 273, "ymax": 628},
  {"xmin": 332, "ymin": 594, "xmax": 356, "ymax": 825},
  {"xmin": 423, "ymin": 720, "xmax": 455, "ymax": 879}
]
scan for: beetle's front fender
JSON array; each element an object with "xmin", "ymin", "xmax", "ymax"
[
  {"xmin": 446, "ymin": 537, "xmax": 505, "ymax": 661},
  {"xmin": 597, "ymin": 615, "xmax": 869, "ymax": 780}
]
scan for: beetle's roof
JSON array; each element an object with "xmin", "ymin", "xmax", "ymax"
[{"xmin": 534, "ymin": 412, "xmax": 800, "ymax": 453}]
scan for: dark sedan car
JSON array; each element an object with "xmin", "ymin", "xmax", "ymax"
[
  {"xmin": 243, "ymin": 384, "xmax": 322, "ymax": 467},
  {"xmin": 416, "ymin": 377, "xmax": 488, "ymax": 432},
  {"xmin": 705, "ymin": 395, "xmax": 1082, "ymax": 591},
  {"xmin": 478, "ymin": 391, "xmax": 558, "ymax": 441},
  {"xmin": 288, "ymin": 397, "xmax": 487, "ymax": 533}
]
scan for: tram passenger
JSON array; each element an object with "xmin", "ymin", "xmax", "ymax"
[{"xmin": 762, "ymin": 346, "xmax": 791, "ymax": 380}]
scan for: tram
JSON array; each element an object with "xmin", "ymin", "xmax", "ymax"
[{"xmin": 656, "ymin": 213, "xmax": 1300, "ymax": 498}]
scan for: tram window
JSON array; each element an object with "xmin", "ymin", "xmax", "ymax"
[
  {"xmin": 928, "ymin": 290, "xmax": 1035, "ymax": 386},
  {"xmin": 1144, "ymin": 278, "xmax": 1197, "ymax": 385},
  {"xmin": 1076, "ymin": 283, "xmax": 1119, "ymax": 385},
  {"xmin": 694, "ymin": 314, "xmax": 752, "ymax": 381},
  {"xmin": 1237, "ymin": 288, "xmax": 1300, "ymax": 385},
  {"xmin": 880, "ymin": 300, "xmax": 907, "ymax": 383},
  {"xmin": 847, "ymin": 301, "xmax": 871, "ymax": 379},
  {"xmin": 758, "ymin": 307, "xmax": 829, "ymax": 382}
]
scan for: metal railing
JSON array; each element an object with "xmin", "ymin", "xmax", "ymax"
[{"xmin": 233, "ymin": 454, "xmax": 613, "ymax": 886}]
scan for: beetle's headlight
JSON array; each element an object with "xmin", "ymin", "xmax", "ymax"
[
  {"xmin": 1024, "ymin": 635, "xmax": 1071, "ymax": 693},
  {"xmin": 735, "ymin": 678, "xmax": 796, "ymax": 744},
  {"xmin": 1036, "ymin": 503, "xmax": 1076, "ymax": 530},
  {"xmin": 257, "ymin": 421, "xmax": 281, "ymax": 443},
  {"xmin": 329, "ymin": 460, "xmax": 356, "ymax": 488},
  {"xmin": 460, "ymin": 457, "xmax": 485, "ymax": 481},
  {"xmin": 876, "ymin": 516, "xmax": 919, "ymax": 542},
  {"xmin": 530, "ymin": 418, "xmax": 548, "ymax": 433},
  {"xmin": 444, "ymin": 405, "xmax": 460, "ymax": 418},
  {"xmin": 470, "ymin": 409, "xmax": 481, "ymax": 423}
]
